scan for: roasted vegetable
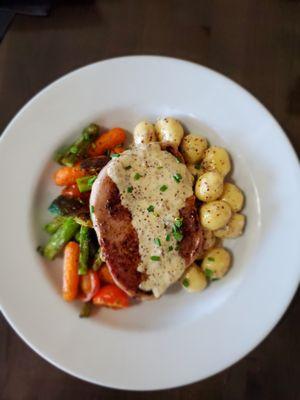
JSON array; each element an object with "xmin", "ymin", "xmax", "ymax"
[
  {"xmin": 43, "ymin": 218, "xmax": 80, "ymax": 260},
  {"xmin": 76, "ymin": 175, "xmax": 97, "ymax": 193},
  {"xmin": 55, "ymin": 123, "xmax": 100, "ymax": 166},
  {"xmin": 63, "ymin": 241, "xmax": 80, "ymax": 301},
  {"xmin": 78, "ymin": 226, "xmax": 90, "ymax": 275},
  {"xmin": 44, "ymin": 216, "xmax": 66, "ymax": 234},
  {"xmin": 88, "ymin": 127, "xmax": 126, "ymax": 157},
  {"xmin": 74, "ymin": 215, "xmax": 93, "ymax": 228},
  {"xmin": 48, "ymin": 195, "xmax": 89, "ymax": 217},
  {"xmin": 79, "ymin": 302, "xmax": 92, "ymax": 318},
  {"xmin": 80, "ymin": 155, "xmax": 110, "ymax": 175},
  {"xmin": 92, "ymin": 248, "xmax": 103, "ymax": 271}
]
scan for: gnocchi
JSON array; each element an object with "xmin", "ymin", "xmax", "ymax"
[
  {"xmin": 195, "ymin": 171, "xmax": 224, "ymax": 202},
  {"xmin": 202, "ymin": 229, "xmax": 217, "ymax": 252},
  {"xmin": 214, "ymin": 213, "xmax": 246, "ymax": 238},
  {"xmin": 155, "ymin": 117, "xmax": 184, "ymax": 147},
  {"xmin": 202, "ymin": 146, "xmax": 231, "ymax": 177},
  {"xmin": 133, "ymin": 121, "xmax": 157, "ymax": 145},
  {"xmin": 180, "ymin": 134, "xmax": 208, "ymax": 164},
  {"xmin": 200, "ymin": 200, "xmax": 232, "ymax": 230},
  {"xmin": 219, "ymin": 182, "xmax": 244, "ymax": 212},
  {"xmin": 201, "ymin": 248, "xmax": 231, "ymax": 279},
  {"xmin": 181, "ymin": 263, "xmax": 207, "ymax": 292}
]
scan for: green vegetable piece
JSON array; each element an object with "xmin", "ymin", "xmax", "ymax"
[
  {"xmin": 75, "ymin": 230, "xmax": 81, "ymax": 242},
  {"xmin": 44, "ymin": 216, "xmax": 66, "ymax": 234},
  {"xmin": 166, "ymin": 234, "xmax": 171, "ymax": 241},
  {"xmin": 173, "ymin": 230, "xmax": 183, "ymax": 242},
  {"xmin": 43, "ymin": 218, "xmax": 80, "ymax": 260},
  {"xmin": 154, "ymin": 237, "xmax": 161, "ymax": 246},
  {"xmin": 147, "ymin": 205, "xmax": 154, "ymax": 212},
  {"xmin": 56, "ymin": 123, "xmax": 99, "ymax": 166},
  {"xmin": 204, "ymin": 268, "xmax": 213, "ymax": 279},
  {"xmin": 160, "ymin": 185, "xmax": 168, "ymax": 192},
  {"xmin": 76, "ymin": 175, "xmax": 97, "ymax": 193},
  {"xmin": 48, "ymin": 195, "xmax": 87, "ymax": 217},
  {"xmin": 78, "ymin": 226, "xmax": 90, "ymax": 275},
  {"xmin": 174, "ymin": 217, "xmax": 183, "ymax": 228},
  {"xmin": 127, "ymin": 186, "xmax": 133, "ymax": 193},
  {"xmin": 92, "ymin": 248, "xmax": 103, "ymax": 271},
  {"xmin": 182, "ymin": 278, "xmax": 190, "ymax": 287},
  {"xmin": 150, "ymin": 256, "xmax": 161, "ymax": 261},
  {"xmin": 79, "ymin": 302, "xmax": 92, "ymax": 318},
  {"xmin": 134, "ymin": 172, "xmax": 142, "ymax": 180},
  {"xmin": 173, "ymin": 173, "xmax": 182, "ymax": 183}
]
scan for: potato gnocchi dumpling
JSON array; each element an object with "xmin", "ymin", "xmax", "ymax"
[
  {"xmin": 201, "ymin": 248, "xmax": 231, "ymax": 279},
  {"xmin": 214, "ymin": 213, "xmax": 246, "ymax": 238},
  {"xmin": 181, "ymin": 263, "xmax": 207, "ymax": 292},
  {"xmin": 200, "ymin": 200, "xmax": 232, "ymax": 230},
  {"xmin": 155, "ymin": 117, "xmax": 184, "ymax": 147},
  {"xmin": 133, "ymin": 121, "xmax": 157, "ymax": 145},
  {"xmin": 219, "ymin": 182, "xmax": 244, "ymax": 212},
  {"xmin": 180, "ymin": 134, "xmax": 208, "ymax": 164},
  {"xmin": 195, "ymin": 171, "xmax": 224, "ymax": 202},
  {"xmin": 202, "ymin": 146, "xmax": 231, "ymax": 177}
]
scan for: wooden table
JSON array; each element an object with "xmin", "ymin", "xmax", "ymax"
[{"xmin": 0, "ymin": 1, "xmax": 299, "ymax": 399}]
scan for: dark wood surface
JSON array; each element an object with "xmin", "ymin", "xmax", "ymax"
[{"xmin": 0, "ymin": 1, "xmax": 299, "ymax": 399}]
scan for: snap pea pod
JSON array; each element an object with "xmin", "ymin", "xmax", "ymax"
[
  {"xmin": 78, "ymin": 226, "xmax": 90, "ymax": 275},
  {"xmin": 43, "ymin": 218, "xmax": 80, "ymax": 260},
  {"xmin": 44, "ymin": 216, "xmax": 66, "ymax": 234},
  {"xmin": 55, "ymin": 123, "xmax": 100, "ymax": 166}
]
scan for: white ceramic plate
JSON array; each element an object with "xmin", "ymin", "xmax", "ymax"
[{"xmin": 0, "ymin": 56, "xmax": 299, "ymax": 390}]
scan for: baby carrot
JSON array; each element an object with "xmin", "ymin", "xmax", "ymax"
[
  {"xmin": 63, "ymin": 241, "xmax": 80, "ymax": 301},
  {"xmin": 53, "ymin": 166, "xmax": 85, "ymax": 186},
  {"xmin": 88, "ymin": 128, "xmax": 126, "ymax": 157}
]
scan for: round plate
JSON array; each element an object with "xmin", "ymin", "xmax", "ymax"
[{"xmin": 0, "ymin": 56, "xmax": 299, "ymax": 390}]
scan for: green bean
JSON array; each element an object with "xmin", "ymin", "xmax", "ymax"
[{"xmin": 43, "ymin": 218, "xmax": 80, "ymax": 260}]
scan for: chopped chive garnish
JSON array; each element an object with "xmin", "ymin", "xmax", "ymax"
[
  {"xmin": 154, "ymin": 238, "xmax": 161, "ymax": 246},
  {"xmin": 124, "ymin": 165, "xmax": 132, "ymax": 170},
  {"xmin": 204, "ymin": 268, "xmax": 213, "ymax": 279},
  {"xmin": 194, "ymin": 163, "xmax": 201, "ymax": 170},
  {"xmin": 150, "ymin": 256, "xmax": 160, "ymax": 261},
  {"xmin": 168, "ymin": 246, "xmax": 173, "ymax": 252},
  {"xmin": 207, "ymin": 257, "xmax": 215, "ymax": 262},
  {"xmin": 165, "ymin": 234, "xmax": 171, "ymax": 241},
  {"xmin": 111, "ymin": 153, "xmax": 120, "ymax": 158},
  {"xmin": 127, "ymin": 186, "xmax": 133, "ymax": 193},
  {"xmin": 90, "ymin": 205, "xmax": 95, "ymax": 214},
  {"xmin": 173, "ymin": 173, "xmax": 182, "ymax": 183},
  {"xmin": 160, "ymin": 185, "xmax": 168, "ymax": 192},
  {"xmin": 182, "ymin": 278, "xmax": 189, "ymax": 287},
  {"xmin": 175, "ymin": 157, "xmax": 181, "ymax": 163},
  {"xmin": 134, "ymin": 172, "xmax": 142, "ymax": 180},
  {"xmin": 147, "ymin": 205, "xmax": 154, "ymax": 212},
  {"xmin": 174, "ymin": 217, "xmax": 183, "ymax": 228}
]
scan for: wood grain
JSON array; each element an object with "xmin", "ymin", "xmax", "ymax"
[{"xmin": 0, "ymin": 1, "xmax": 299, "ymax": 399}]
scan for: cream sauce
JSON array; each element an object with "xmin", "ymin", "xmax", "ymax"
[{"xmin": 107, "ymin": 143, "xmax": 193, "ymax": 297}]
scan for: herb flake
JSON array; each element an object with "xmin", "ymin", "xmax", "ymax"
[
  {"xmin": 150, "ymin": 256, "xmax": 160, "ymax": 261},
  {"xmin": 160, "ymin": 185, "xmax": 168, "ymax": 192}
]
